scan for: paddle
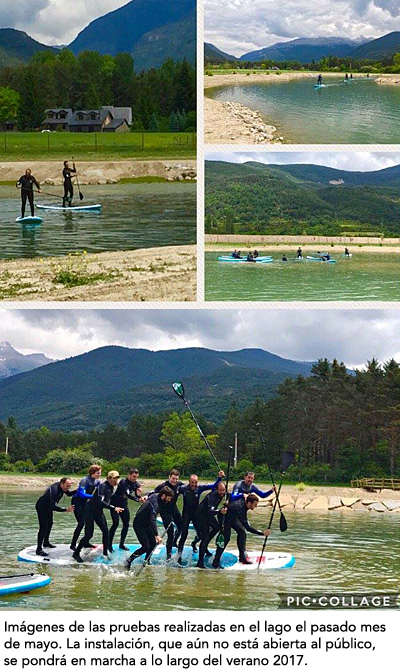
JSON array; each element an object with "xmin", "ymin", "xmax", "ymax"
[
  {"xmin": 257, "ymin": 450, "xmax": 295, "ymax": 570},
  {"xmin": 134, "ymin": 521, "xmax": 173, "ymax": 577},
  {"xmin": 256, "ymin": 423, "xmax": 287, "ymax": 532},
  {"xmin": 216, "ymin": 446, "xmax": 233, "ymax": 548},
  {"xmin": 72, "ymin": 157, "xmax": 84, "ymax": 200},
  {"xmin": 172, "ymin": 382, "xmax": 220, "ymax": 469}
]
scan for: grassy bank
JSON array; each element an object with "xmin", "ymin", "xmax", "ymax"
[{"xmin": 0, "ymin": 132, "xmax": 196, "ymax": 161}]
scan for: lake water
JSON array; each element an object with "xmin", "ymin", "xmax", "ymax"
[
  {"xmin": 0, "ymin": 490, "xmax": 398, "ymax": 611},
  {"xmin": 207, "ymin": 77, "xmax": 400, "ymax": 144},
  {"xmin": 0, "ymin": 183, "xmax": 196, "ymax": 259},
  {"xmin": 205, "ymin": 252, "xmax": 400, "ymax": 301}
]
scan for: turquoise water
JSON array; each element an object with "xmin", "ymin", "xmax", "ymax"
[
  {"xmin": 0, "ymin": 490, "xmax": 398, "ymax": 611},
  {"xmin": 207, "ymin": 77, "xmax": 400, "ymax": 143},
  {"xmin": 0, "ymin": 183, "xmax": 196, "ymax": 259},
  {"xmin": 205, "ymin": 251, "xmax": 400, "ymax": 301}
]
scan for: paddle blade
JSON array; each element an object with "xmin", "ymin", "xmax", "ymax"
[
  {"xmin": 172, "ymin": 381, "xmax": 185, "ymax": 399},
  {"xmin": 79, "ymin": 191, "xmax": 84, "ymax": 201},
  {"xmin": 279, "ymin": 512, "xmax": 288, "ymax": 532},
  {"xmin": 216, "ymin": 532, "xmax": 225, "ymax": 548},
  {"xmin": 282, "ymin": 450, "xmax": 295, "ymax": 471}
]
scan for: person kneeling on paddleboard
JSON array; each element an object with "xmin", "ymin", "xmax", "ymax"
[
  {"xmin": 35, "ymin": 477, "xmax": 76, "ymax": 556},
  {"xmin": 62, "ymin": 160, "xmax": 77, "ymax": 207},
  {"xmin": 212, "ymin": 494, "xmax": 270, "ymax": 569},
  {"xmin": 72, "ymin": 471, "xmax": 123, "ymax": 563},
  {"xmin": 231, "ymin": 471, "xmax": 276, "ymax": 500},
  {"xmin": 16, "ymin": 169, "xmax": 41, "ymax": 218},
  {"xmin": 125, "ymin": 487, "xmax": 174, "ymax": 570}
]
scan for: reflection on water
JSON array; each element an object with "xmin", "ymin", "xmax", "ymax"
[
  {"xmin": 0, "ymin": 490, "xmax": 399, "ymax": 611},
  {"xmin": 0, "ymin": 184, "xmax": 196, "ymax": 259},
  {"xmin": 208, "ymin": 77, "xmax": 400, "ymax": 144},
  {"xmin": 205, "ymin": 252, "xmax": 400, "ymax": 301}
]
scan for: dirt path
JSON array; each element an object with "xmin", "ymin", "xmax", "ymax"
[{"xmin": 0, "ymin": 245, "xmax": 196, "ymax": 301}]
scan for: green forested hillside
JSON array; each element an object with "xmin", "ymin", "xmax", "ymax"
[
  {"xmin": 205, "ymin": 161, "xmax": 400, "ymax": 236},
  {"xmin": 0, "ymin": 29, "xmax": 58, "ymax": 66}
]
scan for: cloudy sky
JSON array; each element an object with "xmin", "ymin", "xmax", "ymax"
[
  {"xmin": 205, "ymin": 152, "xmax": 400, "ymax": 171},
  {"xmin": 205, "ymin": 0, "xmax": 399, "ymax": 56},
  {"xmin": 0, "ymin": 0, "xmax": 127, "ymax": 45},
  {"xmin": 1, "ymin": 309, "xmax": 399, "ymax": 370}
]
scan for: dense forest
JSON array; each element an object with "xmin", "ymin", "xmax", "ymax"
[
  {"xmin": 206, "ymin": 53, "xmax": 400, "ymax": 74},
  {"xmin": 205, "ymin": 161, "xmax": 400, "ymax": 237},
  {"xmin": 1, "ymin": 358, "xmax": 399, "ymax": 484},
  {"xmin": 0, "ymin": 49, "xmax": 196, "ymax": 131}
]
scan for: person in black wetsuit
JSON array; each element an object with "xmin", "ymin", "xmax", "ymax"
[
  {"xmin": 212, "ymin": 494, "xmax": 270, "ymax": 569},
  {"xmin": 62, "ymin": 161, "xmax": 77, "ymax": 207},
  {"xmin": 16, "ymin": 169, "xmax": 41, "ymax": 218},
  {"xmin": 317, "ymin": 74, "xmax": 322, "ymax": 85},
  {"xmin": 282, "ymin": 254, "xmax": 288, "ymax": 262},
  {"xmin": 108, "ymin": 468, "xmax": 143, "ymax": 552},
  {"xmin": 72, "ymin": 471, "xmax": 123, "ymax": 563},
  {"xmin": 150, "ymin": 469, "xmax": 185, "ymax": 560},
  {"xmin": 35, "ymin": 477, "xmax": 75, "ymax": 556},
  {"xmin": 176, "ymin": 470, "xmax": 225, "ymax": 565},
  {"xmin": 253, "ymin": 250, "xmax": 259, "ymax": 258},
  {"xmin": 125, "ymin": 487, "xmax": 174, "ymax": 570},
  {"xmin": 297, "ymin": 247, "xmax": 302, "ymax": 258},
  {"xmin": 194, "ymin": 481, "xmax": 227, "ymax": 569},
  {"xmin": 247, "ymin": 252, "xmax": 256, "ymax": 263},
  {"xmin": 231, "ymin": 471, "xmax": 276, "ymax": 500},
  {"xmin": 70, "ymin": 464, "xmax": 102, "ymax": 551}
]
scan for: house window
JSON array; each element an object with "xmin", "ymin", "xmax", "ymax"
[{"xmin": 60, "ymin": 112, "xmax": 67, "ymax": 119}]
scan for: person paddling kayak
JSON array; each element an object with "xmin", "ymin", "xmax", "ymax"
[
  {"xmin": 16, "ymin": 169, "xmax": 41, "ymax": 218},
  {"xmin": 62, "ymin": 160, "xmax": 77, "ymax": 207}
]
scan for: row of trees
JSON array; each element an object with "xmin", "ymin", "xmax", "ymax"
[
  {"xmin": 0, "ymin": 49, "xmax": 196, "ymax": 131},
  {"xmin": 206, "ymin": 53, "xmax": 400, "ymax": 74},
  {"xmin": 1, "ymin": 359, "xmax": 400, "ymax": 483}
]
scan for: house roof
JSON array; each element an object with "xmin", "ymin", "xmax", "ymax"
[{"xmin": 104, "ymin": 118, "xmax": 129, "ymax": 129}]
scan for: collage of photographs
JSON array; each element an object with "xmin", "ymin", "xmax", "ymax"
[{"xmin": 0, "ymin": 0, "xmax": 399, "ymax": 616}]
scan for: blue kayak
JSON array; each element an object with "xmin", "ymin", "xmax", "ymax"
[{"xmin": 0, "ymin": 573, "xmax": 51, "ymax": 596}]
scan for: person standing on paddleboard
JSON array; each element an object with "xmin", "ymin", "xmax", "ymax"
[
  {"xmin": 108, "ymin": 468, "xmax": 143, "ymax": 552},
  {"xmin": 231, "ymin": 471, "xmax": 276, "ymax": 500},
  {"xmin": 35, "ymin": 477, "xmax": 76, "ymax": 556},
  {"xmin": 72, "ymin": 471, "xmax": 123, "ymax": 563},
  {"xmin": 149, "ymin": 468, "xmax": 185, "ymax": 560},
  {"xmin": 62, "ymin": 160, "xmax": 77, "ymax": 207},
  {"xmin": 16, "ymin": 169, "xmax": 41, "ymax": 218},
  {"xmin": 194, "ymin": 481, "xmax": 227, "ymax": 569},
  {"xmin": 317, "ymin": 74, "xmax": 322, "ymax": 85},
  {"xmin": 176, "ymin": 470, "xmax": 225, "ymax": 565},
  {"xmin": 70, "ymin": 464, "xmax": 102, "ymax": 551},
  {"xmin": 212, "ymin": 494, "xmax": 270, "ymax": 569},
  {"xmin": 125, "ymin": 487, "xmax": 174, "ymax": 570}
]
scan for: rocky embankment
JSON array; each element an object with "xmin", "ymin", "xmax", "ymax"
[
  {"xmin": 204, "ymin": 97, "xmax": 280, "ymax": 144},
  {"xmin": 259, "ymin": 492, "xmax": 400, "ymax": 513}
]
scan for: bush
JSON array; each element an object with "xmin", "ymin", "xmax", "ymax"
[
  {"xmin": 14, "ymin": 459, "xmax": 35, "ymax": 473},
  {"xmin": 0, "ymin": 452, "xmax": 14, "ymax": 471}
]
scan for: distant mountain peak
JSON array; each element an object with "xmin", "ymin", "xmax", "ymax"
[{"xmin": 0, "ymin": 342, "xmax": 53, "ymax": 379}]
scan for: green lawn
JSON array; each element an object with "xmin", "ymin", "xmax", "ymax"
[{"xmin": 0, "ymin": 132, "xmax": 196, "ymax": 161}]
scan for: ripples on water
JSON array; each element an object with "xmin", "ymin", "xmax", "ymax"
[
  {"xmin": 208, "ymin": 77, "xmax": 400, "ymax": 144},
  {"xmin": 0, "ymin": 184, "xmax": 196, "ymax": 259},
  {"xmin": 1, "ymin": 490, "xmax": 399, "ymax": 610},
  {"xmin": 205, "ymin": 252, "xmax": 400, "ymax": 301}
]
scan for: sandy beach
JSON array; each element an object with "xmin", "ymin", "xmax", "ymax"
[
  {"xmin": 2, "ymin": 476, "xmax": 399, "ymax": 514},
  {"xmin": 205, "ymin": 234, "xmax": 400, "ymax": 254},
  {"xmin": 0, "ymin": 245, "xmax": 196, "ymax": 302},
  {"xmin": 204, "ymin": 71, "xmax": 397, "ymax": 144},
  {"xmin": 0, "ymin": 160, "xmax": 197, "ymax": 185}
]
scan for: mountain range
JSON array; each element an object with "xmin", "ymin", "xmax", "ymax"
[
  {"xmin": 0, "ymin": 0, "xmax": 195, "ymax": 70},
  {"xmin": 0, "ymin": 342, "xmax": 53, "ymax": 379},
  {"xmin": 205, "ymin": 31, "xmax": 400, "ymax": 64},
  {"xmin": 205, "ymin": 161, "xmax": 400, "ymax": 237},
  {"xmin": 0, "ymin": 346, "xmax": 313, "ymax": 430}
]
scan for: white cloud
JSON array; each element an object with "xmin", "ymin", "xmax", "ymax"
[
  {"xmin": 0, "ymin": 0, "xmax": 127, "ymax": 45},
  {"xmin": 0, "ymin": 309, "xmax": 399, "ymax": 370},
  {"xmin": 205, "ymin": 0, "xmax": 399, "ymax": 56},
  {"xmin": 205, "ymin": 152, "xmax": 400, "ymax": 172}
]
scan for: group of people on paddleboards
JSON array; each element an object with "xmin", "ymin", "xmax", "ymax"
[
  {"xmin": 34, "ymin": 466, "xmax": 276, "ymax": 570},
  {"xmin": 16, "ymin": 161, "xmax": 79, "ymax": 218},
  {"xmin": 231, "ymin": 249, "xmax": 260, "ymax": 261}
]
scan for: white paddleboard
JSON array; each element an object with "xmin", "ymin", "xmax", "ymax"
[
  {"xmin": 37, "ymin": 204, "xmax": 102, "ymax": 212},
  {"xmin": 0, "ymin": 573, "xmax": 51, "ymax": 596},
  {"xmin": 16, "ymin": 216, "xmax": 42, "ymax": 225}
]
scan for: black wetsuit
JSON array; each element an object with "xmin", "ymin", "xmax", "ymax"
[
  {"xmin": 213, "ymin": 497, "xmax": 264, "ymax": 566},
  {"xmin": 35, "ymin": 482, "xmax": 75, "ymax": 552},
  {"xmin": 62, "ymin": 166, "xmax": 76, "ymax": 206},
  {"xmin": 75, "ymin": 480, "xmax": 116, "ymax": 557},
  {"xmin": 231, "ymin": 480, "xmax": 273, "ymax": 499},
  {"xmin": 194, "ymin": 489, "xmax": 224, "ymax": 566},
  {"xmin": 17, "ymin": 174, "xmax": 40, "ymax": 217},
  {"xmin": 108, "ymin": 479, "xmax": 141, "ymax": 549},
  {"xmin": 177, "ymin": 478, "xmax": 221, "ymax": 554},
  {"xmin": 153, "ymin": 480, "xmax": 185, "ymax": 556},
  {"xmin": 127, "ymin": 494, "xmax": 166, "ymax": 563},
  {"xmin": 70, "ymin": 475, "xmax": 100, "ymax": 548}
]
